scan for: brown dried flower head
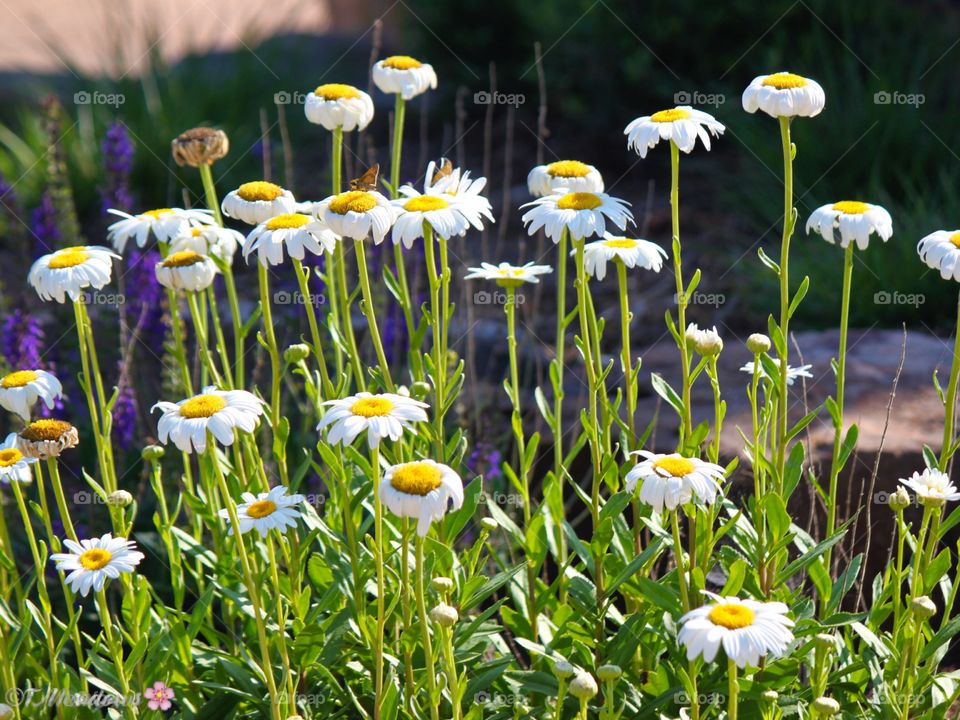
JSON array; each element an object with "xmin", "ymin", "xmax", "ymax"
[{"xmin": 171, "ymin": 127, "xmax": 229, "ymax": 167}]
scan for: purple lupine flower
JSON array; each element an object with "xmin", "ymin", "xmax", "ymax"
[
  {"xmin": 467, "ymin": 442, "xmax": 503, "ymax": 482},
  {"xmin": 112, "ymin": 371, "xmax": 138, "ymax": 450},
  {"xmin": 100, "ymin": 122, "xmax": 134, "ymax": 214},
  {"xmin": 0, "ymin": 309, "xmax": 63, "ymax": 417},
  {"xmin": 125, "ymin": 249, "xmax": 166, "ymax": 356},
  {"xmin": 31, "ymin": 192, "xmax": 61, "ymax": 255}
]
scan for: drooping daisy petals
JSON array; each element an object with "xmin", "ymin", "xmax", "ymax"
[
  {"xmin": 624, "ymin": 107, "xmax": 724, "ymax": 158},
  {"xmin": 381, "ymin": 459, "xmax": 464, "ymax": 536}
]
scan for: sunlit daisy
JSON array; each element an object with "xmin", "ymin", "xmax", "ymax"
[
  {"xmin": 521, "ymin": 190, "xmax": 633, "ymax": 243},
  {"xmin": 317, "ymin": 191, "xmax": 398, "ymax": 244},
  {"xmin": 16, "ymin": 419, "xmax": 78, "ymax": 459},
  {"xmin": 918, "ymin": 231, "xmax": 960, "ymax": 282},
  {"xmin": 625, "ymin": 451, "xmax": 726, "ymax": 513},
  {"xmin": 221, "ymin": 181, "xmax": 297, "ymax": 225},
  {"xmin": 0, "ymin": 369, "xmax": 63, "ymax": 421},
  {"xmin": 243, "ymin": 213, "xmax": 339, "ymax": 266},
  {"xmin": 317, "ymin": 392, "xmax": 429, "ymax": 448},
  {"xmin": 107, "ymin": 208, "xmax": 214, "ymax": 253},
  {"xmin": 464, "ymin": 261, "xmax": 552, "ymax": 287},
  {"xmin": 305, "ymin": 83, "xmax": 374, "ymax": 132},
  {"xmin": 50, "ymin": 533, "xmax": 145, "ymax": 597},
  {"xmin": 155, "ymin": 250, "xmax": 218, "ymax": 292},
  {"xmin": 381, "ymin": 459, "xmax": 464, "ymax": 536},
  {"xmin": 678, "ymin": 592, "xmax": 795, "ymax": 668},
  {"xmin": 806, "ymin": 201, "xmax": 893, "ymax": 250},
  {"xmin": 899, "ymin": 468, "xmax": 960, "ymax": 505},
  {"xmin": 28, "ymin": 245, "xmax": 119, "ymax": 303},
  {"xmin": 390, "ymin": 192, "xmax": 472, "ymax": 248},
  {"xmin": 624, "ymin": 107, "xmax": 725, "ymax": 158},
  {"xmin": 581, "ymin": 234, "xmax": 667, "ymax": 280},
  {"xmin": 415, "ymin": 161, "xmax": 495, "ymax": 232},
  {"xmin": 739, "ymin": 359, "xmax": 813, "ymax": 386},
  {"xmin": 0, "ymin": 432, "xmax": 36, "ymax": 484},
  {"xmin": 372, "ymin": 55, "xmax": 437, "ymax": 100},
  {"xmin": 527, "ymin": 160, "xmax": 604, "ymax": 197},
  {"xmin": 152, "ymin": 386, "xmax": 265, "ymax": 454},
  {"xmin": 742, "ymin": 72, "xmax": 825, "ymax": 118},
  {"xmin": 169, "ymin": 224, "xmax": 243, "ymax": 264},
  {"xmin": 219, "ymin": 485, "xmax": 305, "ymax": 537}
]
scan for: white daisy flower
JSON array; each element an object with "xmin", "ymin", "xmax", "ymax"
[
  {"xmin": 581, "ymin": 233, "xmax": 667, "ymax": 280},
  {"xmin": 678, "ymin": 592, "xmax": 795, "ymax": 668},
  {"xmin": 739, "ymin": 359, "xmax": 813, "ymax": 386},
  {"xmin": 521, "ymin": 190, "xmax": 633, "ymax": 243},
  {"xmin": 742, "ymin": 72, "xmax": 825, "ymax": 119},
  {"xmin": 107, "ymin": 208, "xmax": 214, "ymax": 253},
  {"xmin": 152, "ymin": 386, "xmax": 265, "ymax": 454},
  {"xmin": 0, "ymin": 369, "xmax": 63, "ymax": 421},
  {"xmin": 806, "ymin": 201, "xmax": 893, "ymax": 250},
  {"xmin": 243, "ymin": 213, "xmax": 339, "ymax": 266},
  {"xmin": 624, "ymin": 107, "xmax": 725, "ymax": 159},
  {"xmin": 0, "ymin": 432, "xmax": 37, "ymax": 484},
  {"xmin": 372, "ymin": 55, "xmax": 438, "ymax": 100},
  {"xmin": 28, "ymin": 245, "xmax": 119, "ymax": 304},
  {"xmin": 464, "ymin": 261, "xmax": 552, "ymax": 287},
  {"xmin": 390, "ymin": 192, "xmax": 472, "ymax": 248},
  {"xmin": 899, "ymin": 468, "xmax": 960, "ymax": 505},
  {"xmin": 527, "ymin": 160, "xmax": 604, "ymax": 197},
  {"xmin": 169, "ymin": 225, "xmax": 243, "ymax": 264},
  {"xmin": 317, "ymin": 191, "xmax": 398, "ymax": 244},
  {"xmin": 918, "ymin": 230, "xmax": 960, "ymax": 282},
  {"xmin": 381, "ymin": 459, "xmax": 464, "ymax": 536},
  {"xmin": 304, "ymin": 83, "xmax": 374, "ymax": 132},
  {"xmin": 625, "ymin": 451, "xmax": 726, "ymax": 513},
  {"xmin": 317, "ymin": 392, "xmax": 429, "ymax": 448},
  {"xmin": 416, "ymin": 162, "xmax": 495, "ymax": 232},
  {"xmin": 218, "ymin": 485, "xmax": 305, "ymax": 537},
  {"xmin": 16, "ymin": 419, "xmax": 79, "ymax": 459},
  {"xmin": 155, "ymin": 250, "xmax": 218, "ymax": 292},
  {"xmin": 221, "ymin": 181, "xmax": 297, "ymax": 225},
  {"xmin": 49, "ymin": 533, "xmax": 145, "ymax": 597}
]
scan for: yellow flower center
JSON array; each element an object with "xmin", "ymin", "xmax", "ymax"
[
  {"xmin": 237, "ymin": 181, "xmax": 285, "ymax": 202},
  {"xmin": 161, "ymin": 251, "xmax": 205, "ymax": 267},
  {"xmin": 315, "ymin": 83, "xmax": 361, "ymax": 100},
  {"xmin": 404, "ymin": 196, "xmax": 450, "ymax": 212},
  {"xmin": 0, "ymin": 448, "xmax": 24, "ymax": 467},
  {"xmin": 708, "ymin": 603, "xmax": 756, "ymax": 629},
  {"xmin": 266, "ymin": 214, "xmax": 312, "ymax": 230},
  {"xmin": 556, "ymin": 192, "xmax": 602, "ymax": 211},
  {"xmin": 48, "ymin": 247, "xmax": 90, "ymax": 269},
  {"xmin": 246, "ymin": 499, "xmax": 277, "ymax": 519},
  {"xmin": 383, "ymin": 55, "xmax": 423, "ymax": 70},
  {"xmin": 20, "ymin": 419, "xmax": 73, "ymax": 442},
  {"xmin": 762, "ymin": 73, "xmax": 807, "ymax": 89},
  {"xmin": 650, "ymin": 108, "xmax": 692, "ymax": 123},
  {"xmin": 950, "ymin": 232, "xmax": 960, "ymax": 249},
  {"xmin": 329, "ymin": 191, "xmax": 377, "ymax": 215},
  {"xmin": 603, "ymin": 238, "xmax": 638, "ymax": 249},
  {"xmin": 179, "ymin": 394, "xmax": 227, "ymax": 419},
  {"xmin": 350, "ymin": 396, "xmax": 395, "ymax": 418},
  {"xmin": 141, "ymin": 209, "xmax": 173, "ymax": 220},
  {"xmin": 79, "ymin": 548, "xmax": 113, "ymax": 571},
  {"xmin": 0, "ymin": 369, "xmax": 39, "ymax": 388},
  {"xmin": 546, "ymin": 160, "xmax": 592, "ymax": 178},
  {"xmin": 652, "ymin": 457, "xmax": 696, "ymax": 477},
  {"xmin": 831, "ymin": 201, "xmax": 870, "ymax": 215},
  {"xmin": 391, "ymin": 462, "xmax": 443, "ymax": 496}
]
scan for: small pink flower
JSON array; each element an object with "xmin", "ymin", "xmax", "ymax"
[{"xmin": 144, "ymin": 681, "xmax": 175, "ymax": 711}]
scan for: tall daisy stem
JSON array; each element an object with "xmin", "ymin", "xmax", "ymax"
[
  {"xmin": 669, "ymin": 141, "xmax": 693, "ymax": 449},
  {"xmin": 186, "ymin": 291, "xmax": 224, "ymax": 387},
  {"xmin": 727, "ymin": 658, "xmax": 740, "ymax": 720},
  {"xmin": 96, "ymin": 588, "xmax": 136, "ymax": 719},
  {"xmin": 423, "ymin": 224, "xmax": 447, "ymax": 458},
  {"xmin": 257, "ymin": 263, "xmax": 288, "ymax": 485},
  {"xmin": 371, "ymin": 444, "xmax": 386, "ymax": 719},
  {"xmin": 775, "ymin": 116, "xmax": 795, "ymax": 492},
  {"xmin": 292, "ymin": 258, "xmax": 333, "ymax": 396},
  {"xmin": 939, "ymin": 290, "xmax": 960, "ymax": 471},
  {"xmin": 553, "ymin": 227, "xmax": 570, "ymax": 594},
  {"xmin": 355, "ymin": 239, "xmax": 396, "ymax": 393},
  {"xmin": 415, "ymin": 536, "xmax": 440, "ymax": 720}
]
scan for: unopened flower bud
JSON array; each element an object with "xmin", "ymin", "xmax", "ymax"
[
  {"xmin": 888, "ymin": 487, "xmax": 911, "ymax": 512},
  {"xmin": 429, "ymin": 602, "xmax": 459, "ymax": 627},
  {"xmin": 283, "ymin": 343, "xmax": 311, "ymax": 364},
  {"xmin": 686, "ymin": 323, "xmax": 723, "ymax": 356},
  {"xmin": 172, "ymin": 127, "xmax": 229, "ymax": 167},
  {"xmin": 814, "ymin": 632, "xmax": 836, "ymax": 651},
  {"xmin": 553, "ymin": 661, "xmax": 576, "ymax": 679},
  {"xmin": 760, "ymin": 690, "xmax": 779, "ymax": 704},
  {"xmin": 746, "ymin": 333, "xmax": 771, "ymax": 354},
  {"xmin": 568, "ymin": 672, "xmax": 598, "ymax": 700},
  {"xmin": 107, "ymin": 490, "xmax": 134, "ymax": 507},
  {"xmin": 142, "ymin": 444, "xmax": 165, "ymax": 462},
  {"xmin": 431, "ymin": 577, "xmax": 454, "ymax": 594},
  {"xmin": 411, "ymin": 381, "xmax": 432, "ymax": 399},
  {"xmin": 596, "ymin": 664, "xmax": 622, "ymax": 682},
  {"xmin": 812, "ymin": 696, "xmax": 840, "ymax": 715},
  {"xmin": 912, "ymin": 595, "xmax": 937, "ymax": 619},
  {"xmin": 480, "ymin": 517, "xmax": 498, "ymax": 532}
]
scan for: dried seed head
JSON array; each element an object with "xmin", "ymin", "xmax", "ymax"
[{"xmin": 172, "ymin": 127, "xmax": 229, "ymax": 167}]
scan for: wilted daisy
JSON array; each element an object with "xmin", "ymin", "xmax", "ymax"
[
  {"xmin": 243, "ymin": 213, "xmax": 339, "ymax": 266},
  {"xmin": 625, "ymin": 451, "xmax": 726, "ymax": 513},
  {"xmin": 169, "ymin": 225, "xmax": 243, "ymax": 264},
  {"xmin": 899, "ymin": 468, "xmax": 960, "ymax": 505},
  {"xmin": 305, "ymin": 83, "xmax": 374, "ymax": 132},
  {"xmin": 742, "ymin": 72, "xmax": 825, "ymax": 118},
  {"xmin": 0, "ymin": 369, "xmax": 63, "ymax": 421},
  {"xmin": 16, "ymin": 419, "xmax": 79, "ymax": 459},
  {"xmin": 527, "ymin": 160, "xmax": 604, "ymax": 197},
  {"xmin": 219, "ymin": 485, "xmax": 305, "ymax": 537},
  {"xmin": 464, "ymin": 261, "xmax": 552, "ymax": 287},
  {"xmin": 318, "ymin": 392, "xmax": 429, "ymax": 448},
  {"xmin": 391, "ymin": 192, "xmax": 472, "ymax": 248},
  {"xmin": 155, "ymin": 250, "xmax": 218, "ymax": 292},
  {"xmin": 28, "ymin": 245, "xmax": 119, "ymax": 303},
  {"xmin": 521, "ymin": 190, "xmax": 633, "ymax": 243},
  {"xmin": 0, "ymin": 432, "xmax": 37, "ymax": 484},
  {"xmin": 678, "ymin": 592, "xmax": 795, "ymax": 668},
  {"xmin": 624, "ymin": 107, "xmax": 725, "ymax": 158},
  {"xmin": 152, "ymin": 386, "xmax": 265, "ymax": 454},
  {"xmin": 107, "ymin": 208, "xmax": 213, "ymax": 253},
  {"xmin": 739, "ymin": 359, "xmax": 813, "ymax": 386},
  {"xmin": 49, "ymin": 534, "xmax": 145, "ymax": 597},
  {"xmin": 372, "ymin": 55, "xmax": 437, "ymax": 100},
  {"xmin": 317, "ymin": 191, "xmax": 398, "ymax": 244},
  {"xmin": 581, "ymin": 234, "xmax": 666, "ymax": 280},
  {"xmin": 221, "ymin": 181, "xmax": 297, "ymax": 225},
  {"xmin": 381, "ymin": 459, "xmax": 464, "ymax": 536},
  {"xmin": 806, "ymin": 201, "xmax": 893, "ymax": 250}
]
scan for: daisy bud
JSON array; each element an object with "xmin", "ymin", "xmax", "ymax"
[
  {"xmin": 553, "ymin": 661, "xmax": 576, "ymax": 679},
  {"xmin": 142, "ymin": 444, "xmax": 165, "ymax": 462},
  {"xmin": 411, "ymin": 381, "xmax": 432, "ymax": 399},
  {"xmin": 431, "ymin": 576, "xmax": 455, "ymax": 594},
  {"xmin": 429, "ymin": 602, "xmax": 459, "ymax": 627},
  {"xmin": 171, "ymin": 127, "xmax": 229, "ymax": 167},
  {"xmin": 888, "ymin": 487, "xmax": 911, "ymax": 512},
  {"xmin": 107, "ymin": 490, "xmax": 134, "ymax": 507},
  {"xmin": 284, "ymin": 343, "xmax": 311, "ymax": 364},
  {"xmin": 812, "ymin": 697, "xmax": 840, "ymax": 715},
  {"xmin": 814, "ymin": 632, "xmax": 836, "ymax": 651},
  {"xmin": 760, "ymin": 690, "xmax": 779, "ymax": 704},
  {"xmin": 695, "ymin": 333, "xmax": 723, "ymax": 356},
  {"xmin": 746, "ymin": 333, "xmax": 771, "ymax": 354},
  {"xmin": 568, "ymin": 672, "xmax": 598, "ymax": 700},
  {"xmin": 912, "ymin": 595, "xmax": 937, "ymax": 619},
  {"xmin": 596, "ymin": 664, "xmax": 622, "ymax": 682},
  {"xmin": 480, "ymin": 517, "xmax": 498, "ymax": 532}
]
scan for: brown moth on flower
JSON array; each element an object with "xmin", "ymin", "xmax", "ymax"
[{"xmin": 171, "ymin": 127, "xmax": 230, "ymax": 167}]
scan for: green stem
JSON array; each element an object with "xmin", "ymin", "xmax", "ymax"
[
  {"xmin": 186, "ymin": 291, "xmax": 224, "ymax": 387},
  {"xmin": 257, "ymin": 263, "xmax": 288, "ymax": 484},
  {"xmin": 96, "ymin": 589, "xmax": 137, "ymax": 719},
  {"xmin": 198, "ymin": 163, "xmax": 224, "ymax": 227},
  {"xmin": 371, "ymin": 444, "xmax": 386, "ymax": 719},
  {"xmin": 940, "ymin": 290, "xmax": 960, "ymax": 471},
  {"xmin": 727, "ymin": 658, "xmax": 739, "ymax": 720},
  {"xmin": 670, "ymin": 141, "xmax": 693, "ymax": 449},
  {"xmin": 671, "ymin": 509, "xmax": 691, "ymax": 613},
  {"xmin": 355, "ymin": 239, "xmax": 396, "ymax": 392},
  {"xmin": 292, "ymin": 258, "xmax": 333, "ymax": 396},
  {"xmin": 221, "ymin": 264, "xmax": 245, "ymax": 387},
  {"xmin": 775, "ymin": 116, "xmax": 794, "ymax": 491},
  {"xmin": 553, "ymin": 227, "xmax": 570, "ymax": 596},
  {"xmin": 415, "ymin": 537, "xmax": 440, "ymax": 720},
  {"xmin": 422, "ymin": 224, "xmax": 446, "ymax": 458}
]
